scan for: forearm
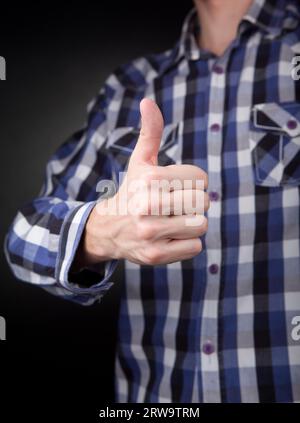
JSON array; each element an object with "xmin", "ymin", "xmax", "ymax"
[{"xmin": 5, "ymin": 196, "xmax": 115, "ymax": 305}]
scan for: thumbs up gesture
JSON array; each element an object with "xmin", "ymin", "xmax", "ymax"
[{"xmin": 80, "ymin": 98, "xmax": 209, "ymax": 266}]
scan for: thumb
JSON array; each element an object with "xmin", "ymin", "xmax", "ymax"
[{"xmin": 129, "ymin": 98, "xmax": 164, "ymax": 166}]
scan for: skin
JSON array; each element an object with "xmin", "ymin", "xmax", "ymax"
[
  {"xmin": 77, "ymin": 99, "xmax": 209, "ymax": 267},
  {"xmin": 77, "ymin": 0, "xmax": 254, "ymax": 268},
  {"xmin": 194, "ymin": 0, "xmax": 253, "ymax": 56}
]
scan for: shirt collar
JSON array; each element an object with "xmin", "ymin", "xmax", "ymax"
[
  {"xmin": 157, "ymin": 7, "xmax": 200, "ymax": 75},
  {"xmin": 242, "ymin": 0, "xmax": 299, "ymax": 37},
  {"xmin": 161, "ymin": 0, "xmax": 300, "ymax": 73},
  {"xmin": 176, "ymin": 7, "xmax": 200, "ymax": 62}
]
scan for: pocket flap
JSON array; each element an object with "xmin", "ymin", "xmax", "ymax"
[
  {"xmin": 106, "ymin": 126, "xmax": 139, "ymax": 154},
  {"xmin": 105, "ymin": 121, "xmax": 181, "ymax": 164},
  {"xmin": 252, "ymin": 102, "xmax": 300, "ymax": 137}
]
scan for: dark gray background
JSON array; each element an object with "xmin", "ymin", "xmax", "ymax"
[{"xmin": 0, "ymin": 0, "xmax": 193, "ymax": 408}]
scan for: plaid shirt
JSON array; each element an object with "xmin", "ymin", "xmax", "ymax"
[{"xmin": 5, "ymin": 0, "xmax": 300, "ymax": 403}]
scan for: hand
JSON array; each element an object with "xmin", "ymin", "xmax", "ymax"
[{"xmin": 79, "ymin": 98, "xmax": 209, "ymax": 266}]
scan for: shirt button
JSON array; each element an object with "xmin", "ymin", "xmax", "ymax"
[
  {"xmin": 209, "ymin": 264, "xmax": 219, "ymax": 274},
  {"xmin": 202, "ymin": 341, "xmax": 215, "ymax": 355},
  {"xmin": 210, "ymin": 123, "xmax": 221, "ymax": 132},
  {"xmin": 209, "ymin": 191, "xmax": 220, "ymax": 202},
  {"xmin": 287, "ymin": 119, "xmax": 298, "ymax": 130},
  {"xmin": 191, "ymin": 51, "xmax": 199, "ymax": 60},
  {"xmin": 212, "ymin": 64, "xmax": 224, "ymax": 74}
]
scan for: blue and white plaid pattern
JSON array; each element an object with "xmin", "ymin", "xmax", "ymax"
[{"xmin": 5, "ymin": 0, "xmax": 300, "ymax": 402}]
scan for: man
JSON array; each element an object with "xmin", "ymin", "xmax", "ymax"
[{"xmin": 5, "ymin": 0, "xmax": 300, "ymax": 402}]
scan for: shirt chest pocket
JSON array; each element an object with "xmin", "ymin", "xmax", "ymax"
[
  {"xmin": 249, "ymin": 102, "xmax": 300, "ymax": 187},
  {"xmin": 105, "ymin": 121, "xmax": 182, "ymax": 173}
]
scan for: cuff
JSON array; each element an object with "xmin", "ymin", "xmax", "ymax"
[{"xmin": 55, "ymin": 201, "xmax": 117, "ymax": 297}]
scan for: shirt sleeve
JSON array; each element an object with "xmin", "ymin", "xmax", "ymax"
[{"xmin": 4, "ymin": 82, "xmax": 119, "ymax": 306}]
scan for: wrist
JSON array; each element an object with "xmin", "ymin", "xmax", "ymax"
[{"xmin": 76, "ymin": 200, "xmax": 118, "ymax": 268}]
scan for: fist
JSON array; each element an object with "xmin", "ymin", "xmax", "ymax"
[{"xmin": 80, "ymin": 99, "xmax": 209, "ymax": 266}]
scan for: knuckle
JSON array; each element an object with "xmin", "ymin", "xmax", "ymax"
[
  {"xmin": 145, "ymin": 247, "xmax": 161, "ymax": 265},
  {"xmin": 195, "ymin": 168, "xmax": 208, "ymax": 190},
  {"xmin": 196, "ymin": 168, "xmax": 208, "ymax": 189},
  {"xmin": 188, "ymin": 166, "xmax": 208, "ymax": 190},
  {"xmin": 204, "ymin": 192, "xmax": 210, "ymax": 211},
  {"xmin": 142, "ymin": 168, "xmax": 161, "ymax": 187},
  {"xmin": 137, "ymin": 217, "xmax": 160, "ymax": 241},
  {"xmin": 203, "ymin": 172, "xmax": 209, "ymax": 189},
  {"xmin": 191, "ymin": 239, "xmax": 202, "ymax": 255},
  {"xmin": 136, "ymin": 220, "xmax": 158, "ymax": 241},
  {"xmin": 194, "ymin": 216, "xmax": 208, "ymax": 235},
  {"xmin": 201, "ymin": 216, "xmax": 208, "ymax": 233}
]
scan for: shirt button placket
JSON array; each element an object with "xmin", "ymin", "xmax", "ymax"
[{"xmin": 199, "ymin": 58, "xmax": 227, "ymax": 403}]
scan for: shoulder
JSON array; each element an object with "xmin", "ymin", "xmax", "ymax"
[
  {"xmin": 104, "ymin": 47, "xmax": 176, "ymax": 93},
  {"xmin": 89, "ymin": 47, "xmax": 178, "ymax": 129},
  {"xmin": 282, "ymin": 1, "xmax": 300, "ymax": 52}
]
